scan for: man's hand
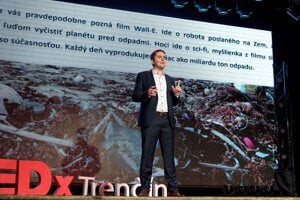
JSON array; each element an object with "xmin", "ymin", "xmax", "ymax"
[
  {"xmin": 147, "ymin": 86, "xmax": 157, "ymax": 97},
  {"xmin": 172, "ymin": 80, "xmax": 181, "ymax": 97}
]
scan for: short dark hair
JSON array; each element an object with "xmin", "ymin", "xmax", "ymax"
[{"xmin": 150, "ymin": 49, "xmax": 165, "ymax": 60}]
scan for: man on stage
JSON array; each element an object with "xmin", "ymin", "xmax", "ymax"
[{"xmin": 132, "ymin": 49, "xmax": 182, "ymax": 197}]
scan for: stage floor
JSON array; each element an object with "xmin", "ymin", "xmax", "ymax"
[{"xmin": 1, "ymin": 196, "xmax": 300, "ymax": 200}]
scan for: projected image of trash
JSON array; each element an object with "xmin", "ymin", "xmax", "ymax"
[{"xmin": 0, "ymin": 60, "xmax": 277, "ymax": 186}]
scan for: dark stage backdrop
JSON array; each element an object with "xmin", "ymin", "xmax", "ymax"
[{"xmin": 0, "ymin": 0, "xmax": 277, "ymax": 188}]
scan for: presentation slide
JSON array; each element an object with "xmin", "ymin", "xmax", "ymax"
[{"xmin": 0, "ymin": 0, "xmax": 277, "ymax": 187}]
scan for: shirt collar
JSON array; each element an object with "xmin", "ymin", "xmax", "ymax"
[{"xmin": 152, "ymin": 69, "xmax": 165, "ymax": 76}]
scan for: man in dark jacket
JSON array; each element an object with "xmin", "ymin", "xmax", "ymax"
[{"xmin": 132, "ymin": 49, "xmax": 182, "ymax": 197}]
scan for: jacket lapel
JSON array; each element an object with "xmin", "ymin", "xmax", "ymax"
[{"xmin": 147, "ymin": 70, "xmax": 155, "ymax": 86}]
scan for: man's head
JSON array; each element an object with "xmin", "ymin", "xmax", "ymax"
[
  {"xmin": 150, "ymin": 49, "xmax": 165, "ymax": 60},
  {"xmin": 150, "ymin": 49, "xmax": 166, "ymax": 70}
]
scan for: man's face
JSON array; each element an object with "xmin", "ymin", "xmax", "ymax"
[{"xmin": 152, "ymin": 51, "xmax": 166, "ymax": 70}]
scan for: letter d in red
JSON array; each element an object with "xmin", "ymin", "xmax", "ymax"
[{"xmin": 17, "ymin": 160, "xmax": 51, "ymax": 195}]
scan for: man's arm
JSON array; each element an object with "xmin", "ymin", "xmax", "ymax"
[
  {"xmin": 132, "ymin": 73, "xmax": 149, "ymax": 102},
  {"xmin": 171, "ymin": 78, "xmax": 181, "ymax": 106}
]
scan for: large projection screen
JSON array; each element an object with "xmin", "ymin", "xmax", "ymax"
[{"xmin": 0, "ymin": 0, "xmax": 277, "ymax": 187}]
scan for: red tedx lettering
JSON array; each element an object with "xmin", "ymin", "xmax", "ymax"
[
  {"xmin": 0, "ymin": 158, "xmax": 17, "ymax": 194},
  {"xmin": 17, "ymin": 160, "xmax": 51, "ymax": 195},
  {"xmin": 53, "ymin": 176, "xmax": 74, "ymax": 195}
]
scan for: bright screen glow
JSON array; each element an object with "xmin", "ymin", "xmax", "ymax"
[{"xmin": 0, "ymin": 0, "xmax": 277, "ymax": 187}]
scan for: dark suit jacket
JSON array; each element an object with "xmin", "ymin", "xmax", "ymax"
[{"xmin": 132, "ymin": 70, "xmax": 179, "ymax": 129}]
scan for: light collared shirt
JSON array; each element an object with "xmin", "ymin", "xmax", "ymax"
[{"xmin": 152, "ymin": 69, "xmax": 168, "ymax": 112}]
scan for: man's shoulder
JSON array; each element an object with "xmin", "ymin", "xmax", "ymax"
[
  {"xmin": 137, "ymin": 69, "xmax": 152, "ymax": 76},
  {"xmin": 165, "ymin": 73, "xmax": 171, "ymax": 78}
]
